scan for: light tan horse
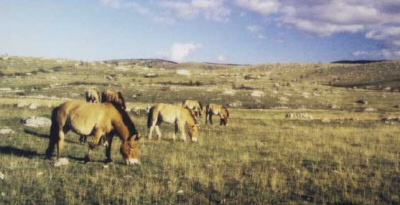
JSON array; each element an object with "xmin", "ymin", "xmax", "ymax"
[
  {"xmin": 101, "ymin": 90, "xmax": 126, "ymax": 110},
  {"xmin": 205, "ymin": 103, "xmax": 229, "ymax": 126},
  {"xmin": 147, "ymin": 103, "xmax": 199, "ymax": 142},
  {"xmin": 85, "ymin": 89, "xmax": 101, "ymax": 103},
  {"xmin": 45, "ymin": 100, "xmax": 141, "ymax": 165},
  {"xmin": 182, "ymin": 100, "xmax": 203, "ymax": 118}
]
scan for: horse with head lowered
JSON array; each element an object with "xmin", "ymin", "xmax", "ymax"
[
  {"xmin": 205, "ymin": 103, "xmax": 229, "ymax": 126},
  {"xmin": 147, "ymin": 103, "xmax": 199, "ymax": 142},
  {"xmin": 45, "ymin": 100, "xmax": 141, "ymax": 165}
]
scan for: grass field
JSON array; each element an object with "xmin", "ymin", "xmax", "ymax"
[{"xmin": 0, "ymin": 56, "xmax": 400, "ymax": 204}]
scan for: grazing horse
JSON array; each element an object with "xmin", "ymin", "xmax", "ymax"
[
  {"xmin": 45, "ymin": 100, "xmax": 141, "ymax": 165},
  {"xmin": 81, "ymin": 89, "xmax": 106, "ymax": 145},
  {"xmin": 101, "ymin": 90, "xmax": 126, "ymax": 110},
  {"xmin": 85, "ymin": 89, "xmax": 101, "ymax": 103},
  {"xmin": 205, "ymin": 103, "xmax": 229, "ymax": 126},
  {"xmin": 182, "ymin": 100, "xmax": 203, "ymax": 118},
  {"xmin": 147, "ymin": 103, "xmax": 199, "ymax": 142}
]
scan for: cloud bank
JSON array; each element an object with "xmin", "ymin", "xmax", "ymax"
[{"xmin": 101, "ymin": 0, "xmax": 400, "ymax": 59}]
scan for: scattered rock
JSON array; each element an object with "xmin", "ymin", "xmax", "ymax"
[
  {"xmin": 16, "ymin": 102, "xmax": 28, "ymax": 108},
  {"xmin": 144, "ymin": 73, "xmax": 158, "ymax": 78},
  {"xmin": 229, "ymin": 101, "xmax": 243, "ymax": 108},
  {"xmin": 363, "ymin": 107, "xmax": 376, "ymax": 112},
  {"xmin": 105, "ymin": 75, "xmax": 114, "ymax": 81},
  {"xmin": 176, "ymin": 69, "xmax": 191, "ymax": 76},
  {"xmin": 278, "ymin": 96, "xmax": 289, "ymax": 102},
  {"xmin": 36, "ymin": 172, "xmax": 44, "ymax": 177},
  {"xmin": 177, "ymin": 190, "xmax": 184, "ymax": 195},
  {"xmin": 0, "ymin": 172, "xmax": 4, "ymax": 180},
  {"xmin": 130, "ymin": 107, "xmax": 149, "ymax": 116},
  {"xmin": 0, "ymin": 128, "xmax": 15, "ymax": 135},
  {"xmin": 54, "ymin": 158, "xmax": 69, "ymax": 167},
  {"xmin": 222, "ymin": 89, "xmax": 236, "ymax": 96},
  {"xmin": 321, "ymin": 118, "xmax": 330, "ymax": 123},
  {"xmin": 251, "ymin": 90, "xmax": 264, "ymax": 97},
  {"xmin": 29, "ymin": 103, "xmax": 38, "ymax": 110},
  {"xmin": 20, "ymin": 116, "xmax": 51, "ymax": 128},
  {"xmin": 285, "ymin": 113, "xmax": 313, "ymax": 119}
]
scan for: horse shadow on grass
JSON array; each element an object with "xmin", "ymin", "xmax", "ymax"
[
  {"xmin": 0, "ymin": 146, "xmax": 41, "ymax": 159},
  {"xmin": 23, "ymin": 128, "xmax": 79, "ymax": 144}
]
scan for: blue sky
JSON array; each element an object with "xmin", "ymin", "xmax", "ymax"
[{"xmin": 0, "ymin": 0, "xmax": 399, "ymax": 64}]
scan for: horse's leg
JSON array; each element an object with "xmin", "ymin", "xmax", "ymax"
[
  {"xmin": 79, "ymin": 135, "xmax": 86, "ymax": 144},
  {"xmin": 148, "ymin": 125, "xmax": 155, "ymax": 140},
  {"xmin": 178, "ymin": 122, "xmax": 187, "ymax": 141},
  {"xmin": 209, "ymin": 114, "xmax": 213, "ymax": 124},
  {"xmin": 85, "ymin": 130, "xmax": 104, "ymax": 163},
  {"xmin": 55, "ymin": 126, "xmax": 70, "ymax": 159},
  {"xmin": 46, "ymin": 122, "xmax": 60, "ymax": 159},
  {"xmin": 155, "ymin": 125, "xmax": 162, "ymax": 140},
  {"xmin": 173, "ymin": 124, "xmax": 178, "ymax": 141},
  {"xmin": 104, "ymin": 135, "xmax": 114, "ymax": 163}
]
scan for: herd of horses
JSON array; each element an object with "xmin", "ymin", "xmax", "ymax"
[{"xmin": 45, "ymin": 89, "xmax": 230, "ymax": 165}]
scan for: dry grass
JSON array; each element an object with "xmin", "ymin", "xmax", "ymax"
[{"xmin": 0, "ymin": 56, "xmax": 399, "ymax": 204}]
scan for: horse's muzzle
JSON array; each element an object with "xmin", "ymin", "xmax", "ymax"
[{"xmin": 126, "ymin": 158, "xmax": 140, "ymax": 165}]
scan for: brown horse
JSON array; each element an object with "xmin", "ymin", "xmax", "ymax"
[
  {"xmin": 205, "ymin": 103, "xmax": 229, "ymax": 126},
  {"xmin": 81, "ymin": 89, "xmax": 105, "ymax": 144},
  {"xmin": 85, "ymin": 89, "xmax": 101, "ymax": 103},
  {"xmin": 182, "ymin": 100, "xmax": 203, "ymax": 118},
  {"xmin": 101, "ymin": 90, "xmax": 126, "ymax": 110},
  {"xmin": 147, "ymin": 103, "xmax": 199, "ymax": 142},
  {"xmin": 45, "ymin": 100, "xmax": 141, "ymax": 165}
]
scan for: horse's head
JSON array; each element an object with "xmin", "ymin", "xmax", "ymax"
[
  {"xmin": 221, "ymin": 107, "xmax": 229, "ymax": 126},
  {"xmin": 188, "ymin": 124, "xmax": 199, "ymax": 142},
  {"xmin": 120, "ymin": 134, "xmax": 141, "ymax": 165}
]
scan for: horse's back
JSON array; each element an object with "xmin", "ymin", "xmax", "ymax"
[
  {"xmin": 56, "ymin": 101, "xmax": 115, "ymax": 135},
  {"xmin": 151, "ymin": 103, "xmax": 186, "ymax": 124}
]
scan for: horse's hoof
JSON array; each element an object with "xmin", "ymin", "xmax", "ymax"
[
  {"xmin": 84, "ymin": 155, "xmax": 91, "ymax": 163},
  {"xmin": 104, "ymin": 158, "xmax": 113, "ymax": 164},
  {"xmin": 88, "ymin": 142, "xmax": 96, "ymax": 149},
  {"xmin": 191, "ymin": 137, "xmax": 198, "ymax": 142}
]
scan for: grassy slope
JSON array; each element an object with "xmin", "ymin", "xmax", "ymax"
[{"xmin": 0, "ymin": 56, "xmax": 399, "ymax": 204}]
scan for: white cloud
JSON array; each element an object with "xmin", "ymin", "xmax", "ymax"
[
  {"xmin": 101, "ymin": 0, "xmax": 175, "ymax": 24},
  {"xmin": 217, "ymin": 55, "xmax": 227, "ymax": 62},
  {"xmin": 161, "ymin": 0, "xmax": 231, "ymax": 22},
  {"xmin": 247, "ymin": 25, "xmax": 266, "ymax": 39},
  {"xmin": 169, "ymin": 43, "xmax": 201, "ymax": 62},
  {"xmin": 353, "ymin": 49, "xmax": 400, "ymax": 59},
  {"xmin": 236, "ymin": 0, "xmax": 280, "ymax": 16}
]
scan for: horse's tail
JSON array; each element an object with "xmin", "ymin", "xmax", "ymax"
[
  {"xmin": 45, "ymin": 106, "xmax": 60, "ymax": 158},
  {"xmin": 147, "ymin": 106, "xmax": 155, "ymax": 128}
]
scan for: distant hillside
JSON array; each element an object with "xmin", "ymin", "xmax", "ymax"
[
  {"xmin": 331, "ymin": 60, "xmax": 386, "ymax": 64},
  {"xmin": 310, "ymin": 60, "xmax": 400, "ymax": 91},
  {"xmin": 103, "ymin": 59, "xmax": 178, "ymax": 68}
]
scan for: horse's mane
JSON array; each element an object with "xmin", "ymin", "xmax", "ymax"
[
  {"xmin": 117, "ymin": 92, "xmax": 126, "ymax": 109},
  {"xmin": 109, "ymin": 102, "xmax": 137, "ymax": 138},
  {"xmin": 183, "ymin": 107, "xmax": 197, "ymax": 125}
]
